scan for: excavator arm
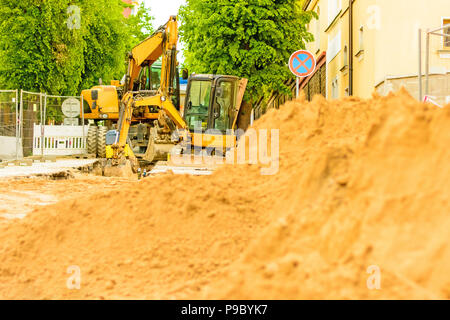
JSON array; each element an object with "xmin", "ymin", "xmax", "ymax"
[
  {"xmin": 125, "ymin": 16, "xmax": 178, "ymax": 96},
  {"xmin": 111, "ymin": 16, "xmax": 187, "ymax": 167}
]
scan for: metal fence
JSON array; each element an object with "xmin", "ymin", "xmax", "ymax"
[
  {"xmin": 0, "ymin": 89, "xmax": 85, "ymax": 160},
  {"xmin": 20, "ymin": 91, "xmax": 44, "ymax": 157},
  {"xmin": 0, "ymin": 90, "xmax": 18, "ymax": 137},
  {"xmin": 418, "ymin": 24, "xmax": 450, "ymax": 105},
  {"xmin": 36, "ymin": 94, "xmax": 86, "ymax": 156}
]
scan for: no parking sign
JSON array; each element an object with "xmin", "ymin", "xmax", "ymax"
[
  {"xmin": 289, "ymin": 50, "xmax": 316, "ymax": 78},
  {"xmin": 289, "ymin": 50, "xmax": 316, "ymax": 98}
]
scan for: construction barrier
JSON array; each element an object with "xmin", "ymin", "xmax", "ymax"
[
  {"xmin": 33, "ymin": 124, "xmax": 88, "ymax": 156},
  {"xmin": 36, "ymin": 94, "xmax": 85, "ymax": 157}
]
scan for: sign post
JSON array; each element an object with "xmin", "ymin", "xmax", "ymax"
[{"xmin": 289, "ymin": 50, "xmax": 317, "ymax": 99}]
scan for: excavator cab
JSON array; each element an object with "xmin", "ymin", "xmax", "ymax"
[
  {"xmin": 184, "ymin": 74, "xmax": 240, "ymax": 133},
  {"xmin": 134, "ymin": 61, "xmax": 181, "ymax": 111},
  {"xmin": 181, "ymin": 74, "xmax": 247, "ymax": 155}
]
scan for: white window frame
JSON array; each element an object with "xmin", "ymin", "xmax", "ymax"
[
  {"xmin": 327, "ymin": 0, "xmax": 342, "ymax": 27},
  {"xmin": 343, "ymin": 45, "xmax": 348, "ymax": 67},
  {"xmin": 331, "ymin": 76, "xmax": 339, "ymax": 99},
  {"xmin": 327, "ymin": 30, "xmax": 342, "ymax": 63},
  {"xmin": 359, "ymin": 25, "xmax": 364, "ymax": 51},
  {"xmin": 316, "ymin": 7, "xmax": 321, "ymax": 52}
]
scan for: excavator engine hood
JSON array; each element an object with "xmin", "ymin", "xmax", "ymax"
[{"xmin": 81, "ymin": 85, "xmax": 120, "ymax": 119}]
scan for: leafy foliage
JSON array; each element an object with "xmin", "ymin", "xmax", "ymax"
[
  {"xmin": 0, "ymin": 0, "xmax": 154, "ymax": 95},
  {"xmin": 126, "ymin": 2, "xmax": 155, "ymax": 48},
  {"xmin": 179, "ymin": 0, "xmax": 316, "ymax": 101}
]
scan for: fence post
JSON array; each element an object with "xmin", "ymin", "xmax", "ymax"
[
  {"xmin": 15, "ymin": 89, "xmax": 19, "ymax": 160},
  {"xmin": 18, "ymin": 89, "xmax": 24, "ymax": 159},
  {"xmin": 42, "ymin": 93, "xmax": 47, "ymax": 157},
  {"xmin": 81, "ymin": 95, "xmax": 85, "ymax": 150}
]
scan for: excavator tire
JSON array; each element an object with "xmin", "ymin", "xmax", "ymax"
[
  {"xmin": 87, "ymin": 125, "xmax": 98, "ymax": 156},
  {"xmin": 97, "ymin": 126, "xmax": 108, "ymax": 159}
]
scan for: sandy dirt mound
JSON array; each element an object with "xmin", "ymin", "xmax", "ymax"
[
  {"xmin": 0, "ymin": 175, "xmax": 134, "ymax": 223},
  {"xmin": 0, "ymin": 89, "xmax": 449, "ymax": 299}
]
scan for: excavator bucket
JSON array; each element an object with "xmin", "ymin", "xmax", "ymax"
[
  {"xmin": 142, "ymin": 124, "xmax": 176, "ymax": 163},
  {"xmin": 103, "ymin": 139, "xmax": 139, "ymax": 179},
  {"xmin": 103, "ymin": 159, "xmax": 136, "ymax": 179},
  {"xmin": 143, "ymin": 141, "xmax": 175, "ymax": 163}
]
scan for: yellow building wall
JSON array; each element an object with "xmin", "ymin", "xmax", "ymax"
[
  {"xmin": 305, "ymin": 0, "xmax": 325, "ymax": 53},
  {"xmin": 374, "ymin": 0, "xmax": 450, "ymax": 84},
  {"xmin": 351, "ymin": 0, "xmax": 376, "ymax": 98},
  {"xmin": 303, "ymin": 0, "xmax": 450, "ymax": 100}
]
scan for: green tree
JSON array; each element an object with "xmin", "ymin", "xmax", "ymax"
[
  {"xmin": 125, "ymin": 2, "xmax": 155, "ymax": 48},
  {"xmin": 179, "ymin": 0, "xmax": 316, "ymax": 102},
  {"xmin": 0, "ymin": 0, "xmax": 154, "ymax": 95}
]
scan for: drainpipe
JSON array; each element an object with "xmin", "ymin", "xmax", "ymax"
[
  {"xmin": 425, "ymin": 29, "xmax": 430, "ymax": 96},
  {"xmin": 349, "ymin": 0, "xmax": 353, "ymax": 96},
  {"xmin": 418, "ymin": 29, "xmax": 422, "ymax": 100}
]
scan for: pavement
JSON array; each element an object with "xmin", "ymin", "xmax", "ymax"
[
  {"xmin": 148, "ymin": 161, "xmax": 214, "ymax": 176},
  {"xmin": 0, "ymin": 159, "xmax": 98, "ymax": 178},
  {"xmin": 149, "ymin": 164, "xmax": 213, "ymax": 175}
]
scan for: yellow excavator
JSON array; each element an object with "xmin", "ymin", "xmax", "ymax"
[
  {"xmin": 81, "ymin": 16, "xmax": 248, "ymax": 176},
  {"xmin": 82, "ymin": 16, "xmax": 183, "ymax": 160}
]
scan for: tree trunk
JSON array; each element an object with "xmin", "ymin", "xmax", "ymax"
[{"xmin": 237, "ymin": 101, "xmax": 252, "ymax": 131}]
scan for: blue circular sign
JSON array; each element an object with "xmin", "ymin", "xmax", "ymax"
[{"xmin": 289, "ymin": 50, "xmax": 317, "ymax": 77}]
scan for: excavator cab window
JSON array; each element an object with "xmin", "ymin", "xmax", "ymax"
[
  {"xmin": 150, "ymin": 65, "xmax": 161, "ymax": 91},
  {"xmin": 136, "ymin": 65, "xmax": 151, "ymax": 91},
  {"xmin": 134, "ymin": 63, "xmax": 163, "ymax": 92},
  {"xmin": 184, "ymin": 80, "xmax": 212, "ymax": 131},
  {"xmin": 171, "ymin": 67, "xmax": 181, "ymax": 111},
  {"xmin": 212, "ymin": 80, "xmax": 235, "ymax": 132}
]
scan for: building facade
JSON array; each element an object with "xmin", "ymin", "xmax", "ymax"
[{"xmin": 302, "ymin": 0, "xmax": 450, "ymax": 104}]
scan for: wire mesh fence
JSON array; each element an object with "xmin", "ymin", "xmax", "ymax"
[
  {"xmin": 20, "ymin": 91, "xmax": 44, "ymax": 157},
  {"xmin": 0, "ymin": 90, "xmax": 18, "ymax": 137},
  {"xmin": 45, "ymin": 95, "xmax": 84, "ymax": 126},
  {"xmin": 0, "ymin": 90, "xmax": 19, "ymax": 159},
  {"xmin": 38, "ymin": 94, "xmax": 86, "ymax": 156},
  {"xmin": 0, "ymin": 89, "xmax": 86, "ymax": 160}
]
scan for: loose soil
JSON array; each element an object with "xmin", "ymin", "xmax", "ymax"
[{"xmin": 0, "ymin": 89, "xmax": 449, "ymax": 299}]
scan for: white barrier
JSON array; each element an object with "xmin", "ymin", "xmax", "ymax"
[
  {"xmin": 33, "ymin": 124, "xmax": 89, "ymax": 156},
  {"xmin": 0, "ymin": 136, "xmax": 22, "ymax": 160}
]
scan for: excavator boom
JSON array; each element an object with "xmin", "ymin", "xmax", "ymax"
[
  {"xmin": 110, "ymin": 16, "xmax": 187, "ymax": 170},
  {"xmin": 126, "ymin": 16, "xmax": 178, "ymax": 95}
]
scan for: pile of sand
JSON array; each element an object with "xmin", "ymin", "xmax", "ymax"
[{"xmin": 0, "ymin": 89, "xmax": 449, "ymax": 299}]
